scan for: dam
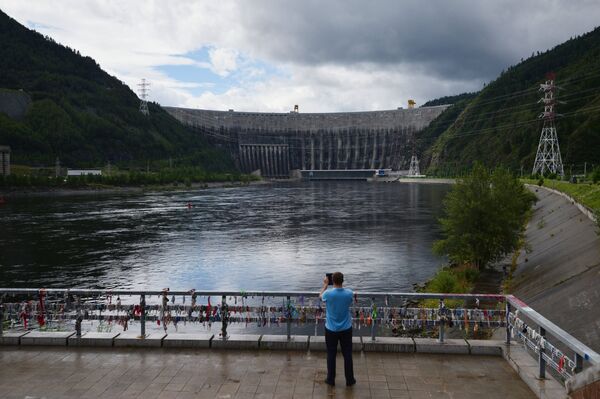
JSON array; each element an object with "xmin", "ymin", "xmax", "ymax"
[{"xmin": 164, "ymin": 105, "xmax": 449, "ymax": 177}]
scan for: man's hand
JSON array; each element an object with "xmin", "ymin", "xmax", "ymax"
[{"xmin": 319, "ymin": 276, "xmax": 329, "ymax": 300}]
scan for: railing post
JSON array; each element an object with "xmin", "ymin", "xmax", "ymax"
[
  {"xmin": 75, "ymin": 315, "xmax": 83, "ymax": 337},
  {"xmin": 574, "ymin": 353, "xmax": 583, "ymax": 373},
  {"xmin": 221, "ymin": 295, "xmax": 228, "ymax": 339},
  {"xmin": 438, "ymin": 299, "xmax": 445, "ymax": 343},
  {"xmin": 0, "ymin": 300, "xmax": 3, "ymax": 336},
  {"xmin": 370, "ymin": 298, "xmax": 376, "ymax": 342},
  {"xmin": 75, "ymin": 294, "xmax": 82, "ymax": 337},
  {"xmin": 140, "ymin": 294, "xmax": 146, "ymax": 338},
  {"xmin": 505, "ymin": 301, "xmax": 511, "ymax": 345},
  {"xmin": 539, "ymin": 326, "xmax": 546, "ymax": 379},
  {"xmin": 286, "ymin": 296, "xmax": 291, "ymax": 340}
]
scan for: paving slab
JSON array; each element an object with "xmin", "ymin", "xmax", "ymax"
[
  {"xmin": 0, "ymin": 346, "xmax": 536, "ymax": 398},
  {"xmin": 260, "ymin": 334, "xmax": 309, "ymax": 350},
  {"xmin": 0, "ymin": 331, "xmax": 29, "ymax": 345},
  {"xmin": 68, "ymin": 332, "xmax": 120, "ymax": 347},
  {"xmin": 467, "ymin": 339, "xmax": 504, "ymax": 355},
  {"xmin": 20, "ymin": 331, "xmax": 75, "ymax": 346},
  {"xmin": 363, "ymin": 336, "xmax": 415, "ymax": 353},
  {"xmin": 162, "ymin": 333, "xmax": 214, "ymax": 348},
  {"xmin": 309, "ymin": 335, "xmax": 362, "ymax": 352},
  {"xmin": 113, "ymin": 331, "xmax": 166, "ymax": 347},
  {"xmin": 211, "ymin": 334, "xmax": 261, "ymax": 349},
  {"xmin": 414, "ymin": 338, "xmax": 469, "ymax": 354},
  {"xmin": 502, "ymin": 343, "xmax": 566, "ymax": 399}
]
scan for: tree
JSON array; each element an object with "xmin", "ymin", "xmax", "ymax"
[{"xmin": 433, "ymin": 163, "xmax": 536, "ymax": 269}]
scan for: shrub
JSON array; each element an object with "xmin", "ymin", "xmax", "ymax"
[{"xmin": 429, "ymin": 270, "xmax": 459, "ymax": 293}]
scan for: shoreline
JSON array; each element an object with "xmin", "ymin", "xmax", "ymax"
[{"xmin": 0, "ymin": 179, "xmax": 272, "ymax": 198}]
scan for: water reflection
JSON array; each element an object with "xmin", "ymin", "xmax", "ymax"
[{"xmin": 0, "ymin": 182, "xmax": 449, "ymax": 291}]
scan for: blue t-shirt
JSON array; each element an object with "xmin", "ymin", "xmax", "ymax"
[{"xmin": 322, "ymin": 288, "xmax": 353, "ymax": 332}]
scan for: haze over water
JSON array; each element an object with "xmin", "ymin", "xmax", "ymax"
[{"xmin": 0, "ymin": 182, "xmax": 449, "ymax": 292}]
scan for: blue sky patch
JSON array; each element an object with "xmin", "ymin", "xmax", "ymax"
[{"xmin": 156, "ymin": 46, "xmax": 286, "ymax": 96}]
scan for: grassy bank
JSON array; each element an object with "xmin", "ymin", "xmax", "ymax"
[{"xmin": 521, "ymin": 178, "xmax": 600, "ymax": 214}]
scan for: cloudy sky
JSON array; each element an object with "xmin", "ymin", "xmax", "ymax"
[{"xmin": 1, "ymin": 1, "xmax": 599, "ymax": 112}]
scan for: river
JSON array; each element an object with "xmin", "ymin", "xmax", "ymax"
[{"xmin": 0, "ymin": 181, "xmax": 450, "ymax": 291}]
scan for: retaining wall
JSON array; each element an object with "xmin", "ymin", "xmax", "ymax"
[{"xmin": 512, "ymin": 185, "xmax": 600, "ymax": 352}]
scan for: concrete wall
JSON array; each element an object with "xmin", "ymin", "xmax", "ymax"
[
  {"xmin": 164, "ymin": 106, "xmax": 449, "ymax": 177},
  {"xmin": 512, "ymin": 186, "xmax": 600, "ymax": 352},
  {"xmin": 239, "ymin": 144, "xmax": 290, "ymax": 178},
  {"xmin": 567, "ymin": 364, "xmax": 600, "ymax": 398}
]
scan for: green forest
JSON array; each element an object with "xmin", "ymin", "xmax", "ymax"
[
  {"xmin": 0, "ymin": 10, "xmax": 233, "ymax": 172},
  {"xmin": 420, "ymin": 26, "xmax": 600, "ymax": 176}
]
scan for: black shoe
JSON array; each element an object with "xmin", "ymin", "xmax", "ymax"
[
  {"xmin": 346, "ymin": 379, "xmax": 356, "ymax": 387},
  {"xmin": 324, "ymin": 379, "xmax": 335, "ymax": 387}
]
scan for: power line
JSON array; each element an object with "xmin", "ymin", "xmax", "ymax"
[
  {"xmin": 469, "ymin": 66, "xmax": 600, "ymax": 108},
  {"xmin": 190, "ymin": 102, "xmax": 600, "ymax": 151},
  {"xmin": 180, "ymin": 81, "xmax": 600, "ymax": 146}
]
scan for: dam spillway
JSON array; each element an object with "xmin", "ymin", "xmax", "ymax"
[{"xmin": 164, "ymin": 105, "xmax": 449, "ymax": 177}]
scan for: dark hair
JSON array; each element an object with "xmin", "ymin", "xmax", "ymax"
[{"xmin": 332, "ymin": 272, "xmax": 344, "ymax": 285}]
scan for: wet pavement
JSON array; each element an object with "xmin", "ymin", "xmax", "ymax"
[{"xmin": 0, "ymin": 347, "xmax": 535, "ymax": 398}]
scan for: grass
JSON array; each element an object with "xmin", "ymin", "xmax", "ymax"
[{"xmin": 522, "ymin": 178, "xmax": 600, "ymax": 219}]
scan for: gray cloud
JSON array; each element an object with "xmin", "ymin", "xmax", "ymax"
[
  {"xmin": 234, "ymin": 0, "xmax": 600, "ymax": 80},
  {"xmin": 1, "ymin": 0, "xmax": 599, "ymax": 112}
]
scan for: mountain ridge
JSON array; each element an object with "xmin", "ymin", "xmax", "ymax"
[
  {"xmin": 0, "ymin": 9, "xmax": 233, "ymax": 170},
  {"xmin": 421, "ymin": 26, "xmax": 600, "ymax": 175}
]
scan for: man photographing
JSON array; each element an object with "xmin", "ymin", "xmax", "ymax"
[{"xmin": 319, "ymin": 271, "xmax": 356, "ymax": 387}]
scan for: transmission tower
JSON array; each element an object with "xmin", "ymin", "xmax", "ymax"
[
  {"xmin": 138, "ymin": 78, "xmax": 150, "ymax": 116},
  {"xmin": 408, "ymin": 155, "xmax": 421, "ymax": 176},
  {"xmin": 532, "ymin": 73, "xmax": 564, "ymax": 177}
]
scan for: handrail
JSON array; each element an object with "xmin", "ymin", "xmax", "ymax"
[
  {"xmin": 1, "ymin": 288, "xmax": 598, "ymax": 379},
  {"xmin": 507, "ymin": 295, "xmax": 600, "ymax": 365},
  {"xmin": 0, "ymin": 288, "xmax": 506, "ymax": 300}
]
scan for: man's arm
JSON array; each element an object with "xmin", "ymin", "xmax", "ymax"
[{"xmin": 319, "ymin": 276, "xmax": 329, "ymax": 300}]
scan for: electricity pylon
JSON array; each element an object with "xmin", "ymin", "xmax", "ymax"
[{"xmin": 532, "ymin": 73, "xmax": 564, "ymax": 177}]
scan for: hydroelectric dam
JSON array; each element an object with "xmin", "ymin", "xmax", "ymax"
[{"xmin": 164, "ymin": 105, "xmax": 449, "ymax": 178}]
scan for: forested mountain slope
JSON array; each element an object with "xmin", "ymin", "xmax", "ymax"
[
  {"xmin": 422, "ymin": 26, "xmax": 600, "ymax": 175},
  {"xmin": 0, "ymin": 10, "xmax": 233, "ymax": 170}
]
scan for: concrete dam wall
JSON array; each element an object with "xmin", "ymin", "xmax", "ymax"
[
  {"xmin": 512, "ymin": 186, "xmax": 600, "ymax": 352},
  {"xmin": 164, "ymin": 105, "xmax": 449, "ymax": 177}
]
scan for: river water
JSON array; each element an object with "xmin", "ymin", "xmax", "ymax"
[{"xmin": 0, "ymin": 182, "xmax": 450, "ymax": 292}]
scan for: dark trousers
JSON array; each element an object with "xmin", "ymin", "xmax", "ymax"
[{"xmin": 325, "ymin": 327, "xmax": 355, "ymax": 384}]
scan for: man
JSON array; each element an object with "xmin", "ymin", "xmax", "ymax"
[{"xmin": 319, "ymin": 271, "xmax": 356, "ymax": 387}]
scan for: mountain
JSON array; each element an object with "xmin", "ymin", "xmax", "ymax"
[
  {"xmin": 0, "ymin": 9, "xmax": 233, "ymax": 170},
  {"xmin": 422, "ymin": 27, "xmax": 600, "ymax": 175},
  {"xmin": 421, "ymin": 92, "xmax": 478, "ymax": 107}
]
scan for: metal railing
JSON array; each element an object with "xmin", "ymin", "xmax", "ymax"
[
  {"xmin": 0, "ymin": 288, "xmax": 598, "ymax": 382},
  {"xmin": 506, "ymin": 295, "xmax": 600, "ymax": 380}
]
